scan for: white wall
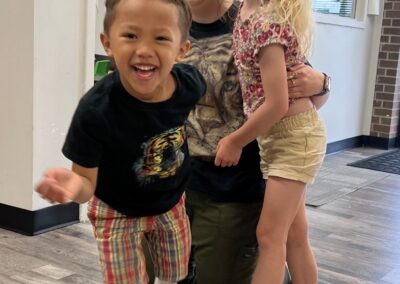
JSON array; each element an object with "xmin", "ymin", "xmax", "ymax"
[
  {"xmin": 310, "ymin": 3, "xmax": 383, "ymax": 144},
  {"xmin": 0, "ymin": 0, "xmax": 95, "ymax": 211},
  {"xmin": 32, "ymin": 0, "xmax": 96, "ymax": 211},
  {"xmin": 95, "ymin": 0, "xmax": 107, "ymax": 56},
  {"xmin": 0, "ymin": 0, "xmax": 34, "ymax": 210}
]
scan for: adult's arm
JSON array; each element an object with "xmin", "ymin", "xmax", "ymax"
[{"xmin": 287, "ymin": 64, "xmax": 330, "ymax": 110}]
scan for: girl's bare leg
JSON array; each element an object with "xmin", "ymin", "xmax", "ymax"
[
  {"xmin": 286, "ymin": 194, "xmax": 317, "ymax": 284},
  {"xmin": 251, "ymin": 176, "xmax": 306, "ymax": 284}
]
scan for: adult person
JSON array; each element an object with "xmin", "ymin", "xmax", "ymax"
[{"xmin": 181, "ymin": 0, "xmax": 330, "ymax": 283}]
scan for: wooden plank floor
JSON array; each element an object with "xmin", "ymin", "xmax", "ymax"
[{"xmin": 1, "ymin": 147, "xmax": 399, "ymax": 283}]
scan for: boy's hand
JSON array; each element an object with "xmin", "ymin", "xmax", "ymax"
[
  {"xmin": 36, "ymin": 168, "xmax": 83, "ymax": 204},
  {"xmin": 214, "ymin": 136, "xmax": 242, "ymax": 167},
  {"xmin": 287, "ymin": 64, "xmax": 324, "ymax": 98}
]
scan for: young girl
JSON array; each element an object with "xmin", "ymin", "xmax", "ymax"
[{"xmin": 215, "ymin": 0, "xmax": 326, "ymax": 283}]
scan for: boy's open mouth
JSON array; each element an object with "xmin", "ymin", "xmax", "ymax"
[{"xmin": 133, "ymin": 64, "xmax": 157, "ymax": 80}]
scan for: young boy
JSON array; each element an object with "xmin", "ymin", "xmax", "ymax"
[{"xmin": 35, "ymin": 0, "xmax": 205, "ymax": 283}]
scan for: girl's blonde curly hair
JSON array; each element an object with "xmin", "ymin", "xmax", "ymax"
[{"xmin": 262, "ymin": 0, "xmax": 314, "ymax": 56}]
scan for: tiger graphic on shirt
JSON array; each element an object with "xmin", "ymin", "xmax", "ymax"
[{"xmin": 133, "ymin": 126, "xmax": 186, "ymax": 184}]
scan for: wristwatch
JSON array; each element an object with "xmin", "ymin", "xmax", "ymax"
[{"xmin": 315, "ymin": 73, "xmax": 331, "ymax": 96}]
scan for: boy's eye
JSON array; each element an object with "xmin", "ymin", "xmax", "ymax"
[
  {"xmin": 156, "ymin": 36, "xmax": 169, "ymax": 41},
  {"xmin": 124, "ymin": 33, "xmax": 137, "ymax": 39}
]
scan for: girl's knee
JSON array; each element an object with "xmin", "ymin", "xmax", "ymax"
[
  {"xmin": 287, "ymin": 223, "xmax": 309, "ymax": 249},
  {"xmin": 256, "ymin": 225, "xmax": 287, "ymax": 250}
]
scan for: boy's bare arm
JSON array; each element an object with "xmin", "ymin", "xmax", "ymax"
[
  {"xmin": 36, "ymin": 164, "xmax": 97, "ymax": 204},
  {"xmin": 71, "ymin": 163, "xmax": 98, "ymax": 203}
]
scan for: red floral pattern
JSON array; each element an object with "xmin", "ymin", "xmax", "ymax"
[{"xmin": 233, "ymin": 3, "xmax": 305, "ymax": 117}]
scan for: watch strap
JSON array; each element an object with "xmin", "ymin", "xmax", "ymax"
[{"xmin": 314, "ymin": 73, "xmax": 330, "ymax": 96}]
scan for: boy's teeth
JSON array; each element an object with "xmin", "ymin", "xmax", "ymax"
[{"xmin": 136, "ymin": 65, "xmax": 155, "ymax": 71}]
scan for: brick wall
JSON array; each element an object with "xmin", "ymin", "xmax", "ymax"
[{"xmin": 371, "ymin": 0, "xmax": 400, "ymax": 145}]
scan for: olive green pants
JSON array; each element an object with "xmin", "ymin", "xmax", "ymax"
[{"xmin": 146, "ymin": 190, "xmax": 291, "ymax": 284}]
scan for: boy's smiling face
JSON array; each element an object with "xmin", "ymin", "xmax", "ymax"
[{"xmin": 101, "ymin": 0, "xmax": 190, "ymax": 102}]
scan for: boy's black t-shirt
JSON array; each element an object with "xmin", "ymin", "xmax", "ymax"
[
  {"xmin": 182, "ymin": 1, "xmax": 265, "ymax": 203},
  {"xmin": 62, "ymin": 64, "xmax": 206, "ymax": 217}
]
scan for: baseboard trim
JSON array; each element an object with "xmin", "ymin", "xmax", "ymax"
[
  {"xmin": 362, "ymin": 135, "xmax": 398, "ymax": 149},
  {"xmin": 0, "ymin": 202, "xmax": 79, "ymax": 236},
  {"xmin": 327, "ymin": 135, "xmax": 399, "ymax": 154},
  {"xmin": 326, "ymin": 136, "xmax": 363, "ymax": 154}
]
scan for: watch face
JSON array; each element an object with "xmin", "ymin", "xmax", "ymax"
[{"xmin": 325, "ymin": 76, "xmax": 331, "ymax": 92}]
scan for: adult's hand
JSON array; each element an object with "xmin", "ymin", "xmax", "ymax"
[{"xmin": 287, "ymin": 64, "xmax": 324, "ymax": 98}]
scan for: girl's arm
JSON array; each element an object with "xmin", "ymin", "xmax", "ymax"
[
  {"xmin": 36, "ymin": 163, "xmax": 98, "ymax": 204},
  {"xmin": 215, "ymin": 44, "xmax": 288, "ymax": 167}
]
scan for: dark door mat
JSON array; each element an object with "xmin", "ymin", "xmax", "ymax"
[{"xmin": 348, "ymin": 149, "xmax": 400, "ymax": 175}]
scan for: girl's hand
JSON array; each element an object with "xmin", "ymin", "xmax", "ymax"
[
  {"xmin": 215, "ymin": 136, "xmax": 242, "ymax": 167},
  {"xmin": 287, "ymin": 64, "xmax": 325, "ymax": 98},
  {"xmin": 36, "ymin": 168, "xmax": 83, "ymax": 203}
]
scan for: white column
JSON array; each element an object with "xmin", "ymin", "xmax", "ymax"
[
  {"xmin": 0, "ymin": 0, "xmax": 95, "ymax": 218},
  {"xmin": 0, "ymin": 0, "xmax": 35, "ymax": 210}
]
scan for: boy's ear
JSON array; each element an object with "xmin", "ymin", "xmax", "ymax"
[
  {"xmin": 100, "ymin": 32, "xmax": 113, "ymax": 57},
  {"xmin": 175, "ymin": 40, "xmax": 191, "ymax": 62}
]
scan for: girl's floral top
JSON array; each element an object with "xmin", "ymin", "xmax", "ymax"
[{"xmin": 233, "ymin": 2, "xmax": 305, "ymax": 118}]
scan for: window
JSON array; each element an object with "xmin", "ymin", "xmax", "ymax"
[{"xmin": 312, "ymin": 0, "xmax": 357, "ymax": 18}]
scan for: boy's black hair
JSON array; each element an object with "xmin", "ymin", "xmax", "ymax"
[{"xmin": 103, "ymin": 0, "xmax": 192, "ymax": 42}]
